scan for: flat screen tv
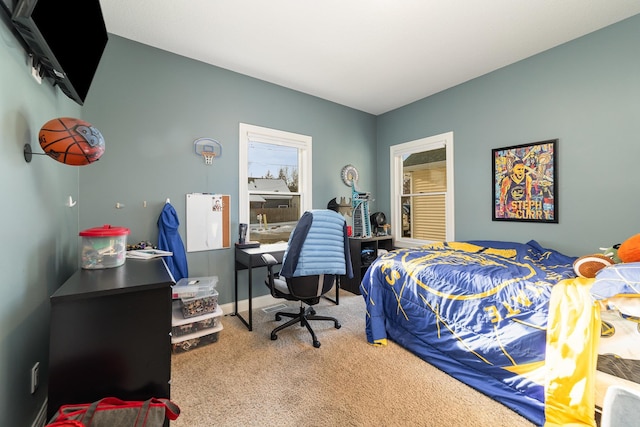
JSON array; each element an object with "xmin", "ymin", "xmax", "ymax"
[{"xmin": 11, "ymin": 0, "xmax": 108, "ymax": 105}]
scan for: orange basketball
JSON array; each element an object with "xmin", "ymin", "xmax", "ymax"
[{"xmin": 39, "ymin": 117, "xmax": 105, "ymax": 166}]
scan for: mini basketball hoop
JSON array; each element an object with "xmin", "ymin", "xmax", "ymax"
[
  {"xmin": 202, "ymin": 151, "xmax": 216, "ymax": 165},
  {"xmin": 194, "ymin": 137, "xmax": 222, "ymax": 165}
]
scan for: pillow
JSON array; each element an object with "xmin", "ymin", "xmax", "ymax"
[
  {"xmin": 525, "ymin": 239, "xmax": 578, "ymax": 266},
  {"xmin": 466, "ymin": 240, "xmax": 531, "ymax": 251},
  {"xmin": 449, "ymin": 241, "xmax": 517, "ymax": 258},
  {"xmin": 464, "ymin": 240, "xmax": 534, "ymax": 259},
  {"xmin": 464, "ymin": 239, "xmax": 577, "ymax": 265},
  {"xmin": 591, "ymin": 262, "xmax": 640, "ymax": 299},
  {"xmin": 427, "ymin": 241, "xmax": 519, "ymax": 258}
]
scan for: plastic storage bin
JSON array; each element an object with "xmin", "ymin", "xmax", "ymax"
[
  {"xmin": 171, "ymin": 276, "xmax": 218, "ymax": 300},
  {"xmin": 180, "ymin": 288, "xmax": 219, "ymax": 318},
  {"xmin": 171, "ymin": 300, "xmax": 222, "ymax": 337},
  {"xmin": 171, "ymin": 324, "xmax": 223, "ymax": 353},
  {"xmin": 79, "ymin": 224, "xmax": 130, "ymax": 269}
]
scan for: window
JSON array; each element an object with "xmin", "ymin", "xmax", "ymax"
[
  {"xmin": 239, "ymin": 123, "xmax": 312, "ymax": 244},
  {"xmin": 390, "ymin": 132, "xmax": 454, "ymax": 248}
]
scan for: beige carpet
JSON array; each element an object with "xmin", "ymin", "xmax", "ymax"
[{"xmin": 170, "ymin": 290, "xmax": 535, "ymax": 427}]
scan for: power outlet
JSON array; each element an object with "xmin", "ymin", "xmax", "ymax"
[
  {"xmin": 31, "ymin": 362, "xmax": 39, "ymax": 394},
  {"xmin": 28, "ymin": 55, "xmax": 42, "ymax": 85}
]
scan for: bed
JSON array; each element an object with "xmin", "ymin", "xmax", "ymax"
[{"xmin": 360, "ymin": 240, "xmax": 640, "ymax": 426}]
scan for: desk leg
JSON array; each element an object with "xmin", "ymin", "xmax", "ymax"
[
  {"xmin": 234, "ymin": 266, "xmax": 239, "ymax": 318},
  {"xmin": 323, "ymin": 276, "xmax": 340, "ymax": 305},
  {"xmin": 247, "ymin": 262, "xmax": 253, "ymax": 330},
  {"xmin": 234, "ymin": 263, "xmax": 253, "ymax": 331}
]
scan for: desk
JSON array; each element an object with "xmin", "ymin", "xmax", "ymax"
[{"xmin": 234, "ymin": 243, "xmax": 340, "ymax": 331}]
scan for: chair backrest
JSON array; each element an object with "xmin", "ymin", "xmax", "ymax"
[
  {"xmin": 280, "ymin": 209, "xmax": 353, "ymax": 280},
  {"xmin": 285, "ymin": 274, "xmax": 336, "ymax": 303}
]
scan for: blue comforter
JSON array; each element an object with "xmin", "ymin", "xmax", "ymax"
[{"xmin": 360, "ymin": 240, "xmax": 577, "ymax": 426}]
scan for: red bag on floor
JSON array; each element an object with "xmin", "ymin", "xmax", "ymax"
[
  {"xmin": 46, "ymin": 422, "xmax": 84, "ymax": 427},
  {"xmin": 48, "ymin": 397, "xmax": 180, "ymax": 427}
]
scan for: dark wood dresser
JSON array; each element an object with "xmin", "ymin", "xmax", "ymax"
[{"xmin": 47, "ymin": 259, "xmax": 173, "ymax": 421}]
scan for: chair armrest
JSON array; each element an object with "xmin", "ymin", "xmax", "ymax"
[
  {"xmin": 261, "ymin": 253, "xmax": 279, "ymax": 266},
  {"xmin": 261, "ymin": 253, "xmax": 280, "ymax": 279},
  {"xmin": 261, "ymin": 253, "xmax": 281, "ymax": 298}
]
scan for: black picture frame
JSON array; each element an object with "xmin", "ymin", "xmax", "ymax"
[{"xmin": 492, "ymin": 139, "xmax": 558, "ymax": 223}]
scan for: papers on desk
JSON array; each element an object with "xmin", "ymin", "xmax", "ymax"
[{"xmin": 126, "ymin": 249, "xmax": 173, "ymax": 259}]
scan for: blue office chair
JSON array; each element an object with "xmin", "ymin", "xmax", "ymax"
[{"xmin": 261, "ymin": 209, "xmax": 353, "ymax": 348}]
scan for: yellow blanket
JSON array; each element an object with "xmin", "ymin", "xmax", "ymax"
[{"xmin": 544, "ymin": 277, "xmax": 600, "ymax": 426}]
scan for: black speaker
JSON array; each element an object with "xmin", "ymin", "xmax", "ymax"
[
  {"xmin": 239, "ymin": 223, "xmax": 247, "ymax": 244},
  {"xmin": 370, "ymin": 212, "xmax": 387, "ymax": 236}
]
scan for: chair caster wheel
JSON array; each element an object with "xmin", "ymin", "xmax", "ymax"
[
  {"xmin": 271, "ymin": 333, "xmax": 278, "ymax": 341},
  {"xmin": 275, "ymin": 314, "xmax": 281, "ymax": 321},
  {"xmin": 335, "ymin": 322, "xmax": 341, "ymax": 329},
  {"xmin": 313, "ymin": 341, "xmax": 321, "ymax": 348},
  {"xmin": 309, "ymin": 308, "xmax": 316, "ymax": 315}
]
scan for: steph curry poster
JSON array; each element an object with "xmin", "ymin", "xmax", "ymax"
[{"xmin": 492, "ymin": 139, "xmax": 557, "ymax": 223}]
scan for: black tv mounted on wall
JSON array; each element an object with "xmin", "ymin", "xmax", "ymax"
[{"xmin": 10, "ymin": 0, "xmax": 108, "ymax": 105}]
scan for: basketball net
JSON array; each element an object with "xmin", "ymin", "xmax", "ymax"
[{"xmin": 202, "ymin": 152, "xmax": 216, "ymax": 165}]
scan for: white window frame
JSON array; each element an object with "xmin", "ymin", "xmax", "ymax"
[
  {"xmin": 390, "ymin": 131, "xmax": 455, "ymax": 248},
  {"xmin": 239, "ymin": 123, "xmax": 312, "ymax": 241}
]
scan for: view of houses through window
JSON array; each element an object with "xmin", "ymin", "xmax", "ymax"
[
  {"xmin": 239, "ymin": 124, "xmax": 312, "ymax": 244},
  {"xmin": 248, "ymin": 141, "xmax": 300, "ymax": 243}
]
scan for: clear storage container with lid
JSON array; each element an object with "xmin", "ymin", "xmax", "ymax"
[
  {"xmin": 79, "ymin": 224, "xmax": 130, "ymax": 269},
  {"xmin": 172, "ymin": 276, "xmax": 219, "ymax": 299}
]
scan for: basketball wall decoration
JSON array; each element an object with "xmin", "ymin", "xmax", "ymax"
[{"xmin": 39, "ymin": 117, "xmax": 105, "ymax": 166}]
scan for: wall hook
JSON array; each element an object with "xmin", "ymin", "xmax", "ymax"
[
  {"xmin": 115, "ymin": 202, "xmax": 125, "ymax": 209},
  {"xmin": 66, "ymin": 196, "xmax": 77, "ymax": 207}
]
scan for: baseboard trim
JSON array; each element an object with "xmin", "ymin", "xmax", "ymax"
[
  {"xmin": 31, "ymin": 398, "xmax": 47, "ymax": 427},
  {"xmin": 219, "ymin": 294, "xmax": 280, "ymax": 317}
]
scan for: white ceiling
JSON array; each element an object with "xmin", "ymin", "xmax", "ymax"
[{"xmin": 99, "ymin": 0, "xmax": 640, "ymax": 115}]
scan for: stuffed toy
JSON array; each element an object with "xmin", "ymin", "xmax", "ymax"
[
  {"xmin": 573, "ymin": 234, "xmax": 640, "ymax": 278},
  {"xmin": 573, "ymin": 253, "xmax": 615, "ymax": 278},
  {"xmin": 599, "ymin": 243, "xmax": 622, "ymax": 264},
  {"xmin": 618, "ymin": 233, "xmax": 640, "ymax": 263}
]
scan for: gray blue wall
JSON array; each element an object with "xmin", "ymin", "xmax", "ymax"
[
  {"xmin": 376, "ymin": 14, "xmax": 640, "ymax": 256},
  {"xmin": 80, "ymin": 34, "xmax": 377, "ymax": 307},
  {"xmin": 1, "ymin": 11, "xmax": 639, "ymax": 427},
  {"xmin": 1, "ymin": 13, "xmax": 82, "ymax": 427}
]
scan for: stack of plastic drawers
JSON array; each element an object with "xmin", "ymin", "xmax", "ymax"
[{"xmin": 171, "ymin": 276, "xmax": 223, "ymax": 353}]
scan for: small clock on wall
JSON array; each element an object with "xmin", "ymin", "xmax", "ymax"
[{"xmin": 341, "ymin": 164, "xmax": 359, "ymax": 187}]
